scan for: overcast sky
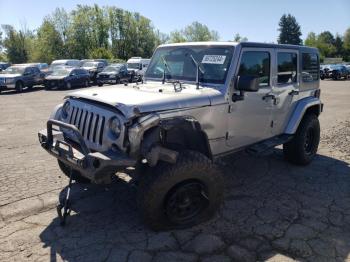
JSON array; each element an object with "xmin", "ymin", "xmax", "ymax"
[{"xmin": 0, "ymin": 0, "xmax": 349, "ymax": 42}]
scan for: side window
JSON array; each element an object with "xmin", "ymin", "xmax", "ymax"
[
  {"xmin": 238, "ymin": 51, "xmax": 270, "ymax": 87},
  {"xmin": 302, "ymin": 53, "xmax": 319, "ymax": 82},
  {"xmin": 33, "ymin": 67, "xmax": 40, "ymax": 74},
  {"xmin": 277, "ymin": 52, "xmax": 297, "ymax": 85}
]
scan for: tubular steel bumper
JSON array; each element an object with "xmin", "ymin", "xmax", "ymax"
[{"xmin": 38, "ymin": 119, "xmax": 136, "ymax": 183}]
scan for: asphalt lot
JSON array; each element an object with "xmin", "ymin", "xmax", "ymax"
[{"xmin": 0, "ymin": 80, "xmax": 349, "ymax": 261}]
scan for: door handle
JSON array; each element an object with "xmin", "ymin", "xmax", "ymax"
[
  {"xmin": 288, "ymin": 90, "xmax": 299, "ymax": 96},
  {"xmin": 262, "ymin": 94, "xmax": 278, "ymax": 105}
]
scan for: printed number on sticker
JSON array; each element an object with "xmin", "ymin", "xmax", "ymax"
[{"xmin": 202, "ymin": 55, "xmax": 226, "ymax": 64}]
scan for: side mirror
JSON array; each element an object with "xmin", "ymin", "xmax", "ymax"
[{"xmin": 236, "ymin": 75, "xmax": 259, "ymax": 92}]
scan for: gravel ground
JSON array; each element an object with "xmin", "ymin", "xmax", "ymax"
[{"xmin": 0, "ymin": 80, "xmax": 349, "ymax": 262}]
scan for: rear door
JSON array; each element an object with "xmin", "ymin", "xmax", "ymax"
[{"xmin": 270, "ymin": 49, "xmax": 299, "ymax": 135}]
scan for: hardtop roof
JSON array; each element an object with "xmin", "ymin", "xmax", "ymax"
[{"xmin": 159, "ymin": 41, "xmax": 318, "ymax": 52}]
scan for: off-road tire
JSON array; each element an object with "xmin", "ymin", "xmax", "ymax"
[
  {"xmin": 137, "ymin": 150, "xmax": 224, "ymax": 231},
  {"xmin": 57, "ymin": 160, "xmax": 90, "ymax": 183},
  {"xmin": 15, "ymin": 81, "xmax": 24, "ymax": 92},
  {"xmin": 283, "ymin": 113, "xmax": 320, "ymax": 165}
]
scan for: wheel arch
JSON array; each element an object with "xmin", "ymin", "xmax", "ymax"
[
  {"xmin": 140, "ymin": 116, "xmax": 212, "ymax": 161},
  {"xmin": 284, "ymin": 97, "xmax": 322, "ymax": 135}
]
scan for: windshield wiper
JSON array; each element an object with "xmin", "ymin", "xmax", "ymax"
[
  {"xmin": 161, "ymin": 55, "xmax": 172, "ymax": 84},
  {"xmin": 188, "ymin": 54, "xmax": 205, "ymax": 89}
]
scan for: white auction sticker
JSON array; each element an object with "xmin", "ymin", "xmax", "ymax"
[{"xmin": 202, "ymin": 55, "xmax": 226, "ymax": 64}]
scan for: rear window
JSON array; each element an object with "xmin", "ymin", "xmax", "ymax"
[
  {"xmin": 302, "ymin": 53, "xmax": 319, "ymax": 82},
  {"xmin": 277, "ymin": 52, "xmax": 297, "ymax": 85}
]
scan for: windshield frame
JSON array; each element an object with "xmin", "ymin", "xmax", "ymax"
[
  {"xmin": 82, "ymin": 62, "xmax": 99, "ymax": 68},
  {"xmin": 145, "ymin": 45, "xmax": 235, "ymax": 86},
  {"xmin": 127, "ymin": 63, "xmax": 141, "ymax": 70},
  {"xmin": 102, "ymin": 66, "xmax": 120, "ymax": 73}
]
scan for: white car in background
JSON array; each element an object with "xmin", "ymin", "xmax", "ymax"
[{"xmin": 127, "ymin": 57, "xmax": 150, "ymax": 81}]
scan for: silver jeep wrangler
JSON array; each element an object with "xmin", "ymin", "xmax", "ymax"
[{"xmin": 38, "ymin": 42, "xmax": 322, "ymax": 230}]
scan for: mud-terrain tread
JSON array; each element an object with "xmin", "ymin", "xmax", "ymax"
[
  {"xmin": 137, "ymin": 150, "xmax": 224, "ymax": 231},
  {"xmin": 283, "ymin": 113, "xmax": 320, "ymax": 165}
]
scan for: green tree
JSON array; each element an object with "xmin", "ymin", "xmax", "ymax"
[
  {"xmin": 169, "ymin": 21, "xmax": 219, "ymax": 43},
  {"xmin": 183, "ymin": 21, "xmax": 219, "ymax": 41},
  {"xmin": 30, "ymin": 19, "xmax": 64, "ymax": 63},
  {"xmin": 233, "ymin": 33, "xmax": 248, "ymax": 42},
  {"xmin": 304, "ymin": 32, "xmax": 317, "ymax": 47},
  {"xmin": 343, "ymin": 28, "xmax": 350, "ymax": 61},
  {"xmin": 334, "ymin": 35, "xmax": 343, "ymax": 57},
  {"xmin": 277, "ymin": 14, "xmax": 302, "ymax": 45},
  {"xmin": 2, "ymin": 25, "xmax": 29, "ymax": 63},
  {"xmin": 169, "ymin": 30, "xmax": 186, "ymax": 43},
  {"xmin": 89, "ymin": 47, "xmax": 113, "ymax": 59}
]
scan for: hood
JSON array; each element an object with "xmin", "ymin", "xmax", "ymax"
[
  {"xmin": 67, "ymin": 81, "xmax": 225, "ymax": 118},
  {"xmin": 45, "ymin": 75, "xmax": 67, "ymax": 80},
  {"xmin": 0, "ymin": 74, "xmax": 21, "ymax": 78}
]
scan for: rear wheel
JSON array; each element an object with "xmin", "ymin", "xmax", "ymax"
[
  {"xmin": 57, "ymin": 160, "xmax": 90, "ymax": 183},
  {"xmin": 15, "ymin": 81, "xmax": 24, "ymax": 92},
  {"xmin": 137, "ymin": 150, "xmax": 224, "ymax": 231},
  {"xmin": 283, "ymin": 114, "xmax": 320, "ymax": 165}
]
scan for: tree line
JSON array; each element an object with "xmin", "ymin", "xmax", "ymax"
[
  {"xmin": 0, "ymin": 4, "xmax": 221, "ymax": 64},
  {"xmin": 0, "ymin": 6, "xmax": 349, "ymax": 64},
  {"xmin": 277, "ymin": 14, "xmax": 350, "ymax": 62}
]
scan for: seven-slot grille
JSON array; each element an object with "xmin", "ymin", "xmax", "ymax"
[{"xmin": 68, "ymin": 106, "xmax": 106, "ymax": 145}]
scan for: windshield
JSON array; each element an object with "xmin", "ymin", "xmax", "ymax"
[
  {"xmin": 145, "ymin": 45, "xmax": 234, "ymax": 84},
  {"xmin": 82, "ymin": 62, "xmax": 98, "ymax": 68},
  {"xmin": 127, "ymin": 63, "xmax": 140, "ymax": 69},
  {"xmin": 103, "ymin": 66, "xmax": 119, "ymax": 72},
  {"xmin": 2, "ymin": 66, "xmax": 25, "ymax": 74},
  {"xmin": 51, "ymin": 69, "xmax": 70, "ymax": 76}
]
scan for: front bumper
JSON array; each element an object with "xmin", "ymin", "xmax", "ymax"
[
  {"xmin": 97, "ymin": 77, "xmax": 117, "ymax": 84},
  {"xmin": 38, "ymin": 119, "xmax": 136, "ymax": 183}
]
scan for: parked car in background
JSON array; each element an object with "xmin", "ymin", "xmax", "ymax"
[
  {"xmin": 127, "ymin": 57, "xmax": 150, "ymax": 81},
  {"xmin": 26, "ymin": 63, "xmax": 50, "ymax": 75},
  {"xmin": 48, "ymin": 60, "xmax": 81, "ymax": 75},
  {"xmin": 0, "ymin": 62, "xmax": 11, "ymax": 72},
  {"xmin": 81, "ymin": 61, "xmax": 106, "ymax": 84},
  {"xmin": 0, "ymin": 65, "xmax": 45, "ymax": 93},
  {"xmin": 97, "ymin": 63, "xmax": 131, "ymax": 86},
  {"xmin": 80, "ymin": 59, "xmax": 108, "ymax": 68},
  {"xmin": 44, "ymin": 67, "xmax": 90, "ymax": 90},
  {"xmin": 328, "ymin": 65, "xmax": 349, "ymax": 80}
]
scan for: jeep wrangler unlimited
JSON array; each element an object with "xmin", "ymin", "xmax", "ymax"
[{"xmin": 38, "ymin": 42, "xmax": 322, "ymax": 230}]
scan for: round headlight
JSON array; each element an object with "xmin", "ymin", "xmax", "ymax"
[
  {"xmin": 62, "ymin": 101, "xmax": 70, "ymax": 118},
  {"xmin": 109, "ymin": 117, "xmax": 121, "ymax": 138}
]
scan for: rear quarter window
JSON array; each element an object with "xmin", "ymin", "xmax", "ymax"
[{"xmin": 302, "ymin": 53, "xmax": 319, "ymax": 82}]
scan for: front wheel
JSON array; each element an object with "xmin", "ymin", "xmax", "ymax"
[
  {"xmin": 283, "ymin": 113, "xmax": 320, "ymax": 165},
  {"xmin": 15, "ymin": 81, "xmax": 24, "ymax": 92},
  {"xmin": 137, "ymin": 150, "xmax": 224, "ymax": 231}
]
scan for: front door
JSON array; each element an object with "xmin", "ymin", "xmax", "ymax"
[
  {"xmin": 271, "ymin": 49, "xmax": 299, "ymax": 135},
  {"xmin": 226, "ymin": 48, "xmax": 275, "ymax": 149}
]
